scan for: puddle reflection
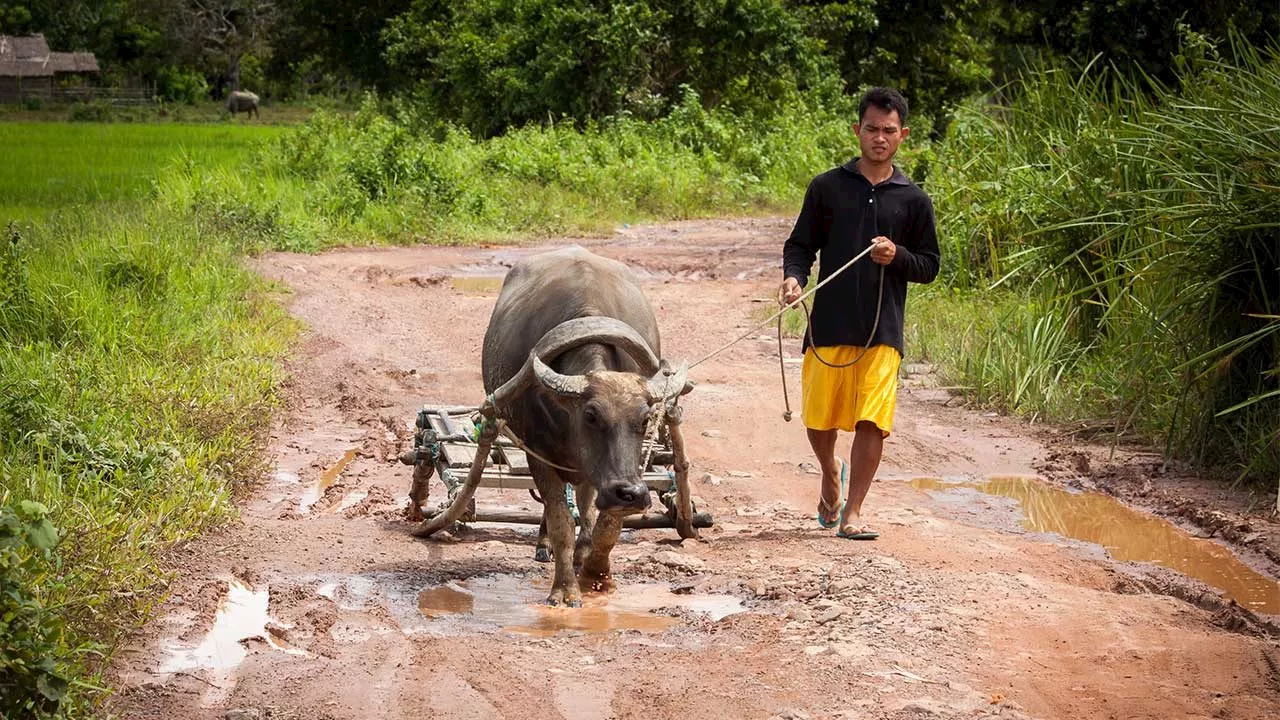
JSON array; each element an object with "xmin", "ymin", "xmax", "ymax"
[
  {"xmin": 911, "ymin": 476, "xmax": 1280, "ymax": 614},
  {"xmin": 416, "ymin": 575, "xmax": 743, "ymax": 635},
  {"xmin": 161, "ymin": 580, "xmax": 301, "ymax": 674}
]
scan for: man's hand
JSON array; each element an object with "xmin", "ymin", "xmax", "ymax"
[
  {"xmin": 779, "ymin": 276, "xmax": 802, "ymax": 306},
  {"xmin": 871, "ymin": 236, "xmax": 896, "ymax": 265}
]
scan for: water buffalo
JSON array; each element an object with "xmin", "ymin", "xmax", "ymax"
[
  {"xmin": 226, "ymin": 90, "xmax": 259, "ymax": 119},
  {"xmin": 481, "ymin": 246, "xmax": 691, "ymax": 606}
]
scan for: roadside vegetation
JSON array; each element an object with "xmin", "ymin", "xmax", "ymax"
[
  {"xmin": 1, "ymin": 2, "xmax": 1277, "ymax": 717},
  {"xmin": 916, "ymin": 37, "xmax": 1279, "ymax": 496},
  {"xmin": 1, "ymin": 131, "xmax": 294, "ymax": 716}
]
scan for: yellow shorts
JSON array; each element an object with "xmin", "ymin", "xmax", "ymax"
[{"xmin": 801, "ymin": 344, "xmax": 901, "ymax": 436}]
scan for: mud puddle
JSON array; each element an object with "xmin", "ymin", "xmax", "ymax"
[
  {"xmin": 160, "ymin": 579, "xmax": 303, "ymax": 675},
  {"xmin": 320, "ymin": 572, "xmax": 744, "ymax": 637},
  {"xmin": 298, "ymin": 448, "xmax": 359, "ymax": 513},
  {"xmin": 910, "ymin": 476, "xmax": 1280, "ymax": 614},
  {"xmin": 450, "ymin": 276, "xmax": 504, "ymax": 294}
]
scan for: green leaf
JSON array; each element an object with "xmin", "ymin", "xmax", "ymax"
[
  {"xmin": 37, "ymin": 671, "xmax": 69, "ymax": 702},
  {"xmin": 25, "ymin": 518, "xmax": 59, "ymax": 550},
  {"xmin": 18, "ymin": 500, "xmax": 49, "ymax": 518}
]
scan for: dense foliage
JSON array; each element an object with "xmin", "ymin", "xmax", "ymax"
[{"xmin": 3, "ymin": 1, "xmax": 1273, "ymax": 130}]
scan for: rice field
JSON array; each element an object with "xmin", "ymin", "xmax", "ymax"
[{"xmin": 0, "ymin": 122, "xmax": 286, "ymax": 222}]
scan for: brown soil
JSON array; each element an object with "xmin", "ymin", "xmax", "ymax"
[{"xmin": 107, "ymin": 218, "xmax": 1280, "ymax": 720}]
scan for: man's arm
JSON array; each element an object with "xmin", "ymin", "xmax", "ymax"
[
  {"xmin": 887, "ymin": 194, "xmax": 940, "ymax": 284},
  {"xmin": 782, "ymin": 180, "xmax": 826, "ymax": 289}
]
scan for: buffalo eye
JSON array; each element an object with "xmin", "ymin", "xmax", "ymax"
[{"xmin": 582, "ymin": 404, "xmax": 602, "ymax": 429}]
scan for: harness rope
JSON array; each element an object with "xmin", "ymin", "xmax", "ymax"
[
  {"xmin": 694, "ymin": 183, "xmax": 888, "ymax": 419},
  {"xmin": 490, "ymin": 376, "xmax": 685, "ymax": 477},
  {"xmin": 689, "ymin": 241, "xmax": 879, "ymax": 370}
]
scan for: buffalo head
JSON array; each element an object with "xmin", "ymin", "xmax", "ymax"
[
  {"xmin": 489, "ymin": 316, "xmax": 691, "ymax": 514},
  {"xmin": 531, "ymin": 356, "xmax": 690, "ymax": 512}
]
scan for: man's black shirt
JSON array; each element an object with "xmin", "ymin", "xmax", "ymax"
[{"xmin": 782, "ymin": 159, "xmax": 941, "ymax": 355}]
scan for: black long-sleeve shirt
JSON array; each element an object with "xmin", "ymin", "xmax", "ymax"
[{"xmin": 782, "ymin": 159, "xmax": 941, "ymax": 355}]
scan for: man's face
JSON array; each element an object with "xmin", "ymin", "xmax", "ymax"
[{"xmin": 855, "ymin": 105, "xmax": 909, "ymax": 163}]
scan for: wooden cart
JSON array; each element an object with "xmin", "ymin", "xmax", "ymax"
[{"xmin": 400, "ymin": 404, "xmax": 711, "ymax": 536}]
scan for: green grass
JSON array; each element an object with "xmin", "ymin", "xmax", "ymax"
[
  {"xmin": 0, "ymin": 123, "xmax": 288, "ymax": 222},
  {"xmin": 161, "ymin": 90, "xmax": 935, "ymax": 250},
  {"xmin": 0, "ymin": 119, "xmax": 295, "ymax": 717},
  {"xmin": 1, "ymin": 208, "xmax": 296, "ymax": 717}
]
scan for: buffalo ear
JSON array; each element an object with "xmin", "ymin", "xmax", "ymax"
[{"xmin": 647, "ymin": 360, "xmax": 691, "ymax": 401}]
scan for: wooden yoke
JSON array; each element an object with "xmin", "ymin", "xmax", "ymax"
[{"xmin": 411, "ymin": 401, "xmax": 500, "ymax": 537}]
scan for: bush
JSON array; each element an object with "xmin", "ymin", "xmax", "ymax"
[
  {"xmin": 0, "ymin": 500, "xmax": 73, "ymax": 719},
  {"xmin": 156, "ymin": 66, "xmax": 209, "ymax": 106},
  {"xmin": 67, "ymin": 101, "xmax": 112, "ymax": 123}
]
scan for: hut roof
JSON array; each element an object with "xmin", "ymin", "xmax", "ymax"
[
  {"xmin": 0, "ymin": 60, "xmax": 52, "ymax": 78},
  {"xmin": 0, "ymin": 36, "xmax": 98, "ymax": 77},
  {"xmin": 48, "ymin": 52, "xmax": 99, "ymax": 74},
  {"xmin": 0, "ymin": 34, "xmax": 51, "ymax": 61}
]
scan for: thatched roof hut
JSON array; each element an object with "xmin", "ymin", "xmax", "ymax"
[{"xmin": 0, "ymin": 34, "xmax": 100, "ymax": 103}]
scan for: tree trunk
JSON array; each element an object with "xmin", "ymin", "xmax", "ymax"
[{"xmin": 227, "ymin": 53, "xmax": 242, "ymax": 92}]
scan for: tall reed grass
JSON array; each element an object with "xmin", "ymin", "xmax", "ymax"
[{"xmin": 921, "ymin": 38, "xmax": 1279, "ymax": 498}]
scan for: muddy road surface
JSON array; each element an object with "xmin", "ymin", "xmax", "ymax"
[{"xmin": 109, "ymin": 218, "xmax": 1280, "ymax": 720}]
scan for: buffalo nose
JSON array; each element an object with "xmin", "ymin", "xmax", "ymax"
[{"xmin": 611, "ymin": 482, "xmax": 651, "ymax": 509}]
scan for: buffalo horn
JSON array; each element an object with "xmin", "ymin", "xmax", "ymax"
[
  {"xmin": 491, "ymin": 317, "xmax": 660, "ymax": 407},
  {"xmin": 532, "ymin": 353, "xmax": 590, "ymax": 398}
]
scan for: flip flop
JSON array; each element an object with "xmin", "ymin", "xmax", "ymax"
[
  {"xmin": 836, "ymin": 526, "xmax": 879, "ymax": 541},
  {"xmin": 816, "ymin": 459, "xmax": 847, "ymax": 529}
]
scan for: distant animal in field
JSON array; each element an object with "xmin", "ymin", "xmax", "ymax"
[{"xmin": 226, "ymin": 90, "xmax": 259, "ymax": 120}]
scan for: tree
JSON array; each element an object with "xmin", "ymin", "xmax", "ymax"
[
  {"xmin": 1003, "ymin": 0, "xmax": 1280, "ymax": 84},
  {"xmin": 383, "ymin": 0, "xmax": 833, "ymax": 136},
  {"xmin": 266, "ymin": 0, "xmax": 412, "ymax": 95},
  {"xmin": 150, "ymin": 0, "xmax": 281, "ymax": 94}
]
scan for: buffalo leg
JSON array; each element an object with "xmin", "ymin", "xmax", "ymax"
[
  {"xmin": 573, "ymin": 483, "xmax": 597, "ymax": 567},
  {"xmin": 406, "ymin": 460, "xmax": 435, "ymax": 522},
  {"xmin": 580, "ymin": 511, "xmax": 622, "ymax": 593},
  {"xmin": 532, "ymin": 465, "xmax": 580, "ymax": 607},
  {"xmin": 534, "ymin": 514, "xmax": 552, "ymax": 563}
]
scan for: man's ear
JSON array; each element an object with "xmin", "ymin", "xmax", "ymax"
[
  {"xmin": 901, "ymin": 127, "xmax": 911, "ymax": 141},
  {"xmin": 853, "ymin": 122, "xmax": 861, "ymax": 136}
]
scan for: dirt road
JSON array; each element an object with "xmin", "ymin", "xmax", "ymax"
[{"xmin": 108, "ymin": 218, "xmax": 1280, "ymax": 720}]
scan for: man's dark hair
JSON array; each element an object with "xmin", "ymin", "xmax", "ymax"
[{"xmin": 858, "ymin": 87, "xmax": 909, "ymax": 125}]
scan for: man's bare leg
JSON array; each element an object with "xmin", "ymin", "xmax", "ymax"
[
  {"xmin": 806, "ymin": 428, "xmax": 842, "ymax": 525},
  {"xmin": 840, "ymin": 420, "xmax": 883, "ymax": 533}
]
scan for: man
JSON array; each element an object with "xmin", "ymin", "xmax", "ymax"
[{"xmin": 779, "ymin": 86, "xmax": 940, "ymax": 540}]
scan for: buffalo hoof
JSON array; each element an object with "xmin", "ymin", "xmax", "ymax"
[
  {"xmin": 580, "ymin": 571, "xmax": 615, "ymax": 594},
  {"xmin": 545, "ymin": 589, "xmax": 582, "ymax": 607},
  {"xmin": 405, "ymin": 501, "xmax": 424, "ymax": 522},
  {"xmin": 533, "ymin": 546, "xmax": 553, "ymax": 563}
]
